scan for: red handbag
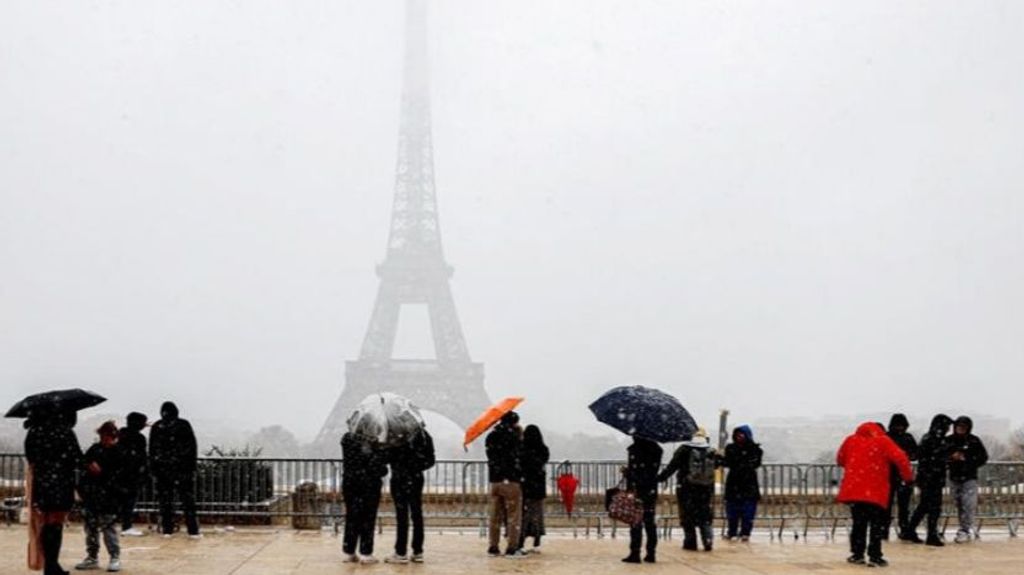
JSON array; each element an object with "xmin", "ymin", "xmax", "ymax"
[{"xmin": 607, "ymin": 480, "xmax": 644, "ymax": 526}]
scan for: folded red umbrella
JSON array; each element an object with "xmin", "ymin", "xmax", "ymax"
[{"xmin": 556, "ymin": 461, "xmax": 580, "ymax": 516}]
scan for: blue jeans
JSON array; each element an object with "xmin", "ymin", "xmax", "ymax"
[{"xmin": 726, "ymin": 499, "xmax": 757, "ymax": 538}]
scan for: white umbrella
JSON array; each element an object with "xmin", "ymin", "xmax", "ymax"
[{"xmin": 346, "ymin": 392, "xmax": 425, "ymax": 446}]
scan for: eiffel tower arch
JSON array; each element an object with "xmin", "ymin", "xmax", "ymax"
[{"xmin": 316, "ymin": 0, "xmax": 491, "ymax": 450}]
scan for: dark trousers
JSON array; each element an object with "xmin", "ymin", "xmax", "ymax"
[
  {"xmin": 678, "ymin": 485, "xmax": 714, "ymax": 549},
  {"xmin": 849, "ymin": 503, "xmax": 886, "ymax": 561},
  {"xmin": 726, "ymin": 499, "xmax": 757, "ymax": 538},
  {"xmin": 629, "ymin": 496, "xmax": 657, "ymax": 557},
  {"xmin": 883, "ymin": 482, "xmax": 913, "ymax": 537},
  {"xmin": 120, "ymin": 483, "xmax": 141, "ymax": 531},
  {"xmin": 343, "ymin": 484, "xmax": 382, "ymax": 556},
  {"xmin": 908, "ymin": 484, "xmax": 943, "ymax": 537},
  {"xmin": 392, "ymin": 476, "xmax": 424, "ymax": 556},
  {"xmin": 156, "ymin": 472, "xmax": 198, "ymax": 536}
]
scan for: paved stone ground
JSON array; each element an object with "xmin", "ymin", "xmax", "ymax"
[{"xmin": 1, "ymin": 525, "xmax": 1021, "ymax": 575}]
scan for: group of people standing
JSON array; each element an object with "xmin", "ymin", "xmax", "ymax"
[
  {"xmin": 620, "ymin": 425, "xmax": 765, "ymax": 563},
  {"xmin": 23, "ymin": 401, "xmax": 201, "ymax": 575},
  {"xmin": 836, "ymin": 413, "xmax": 989, "ymax": 568}
]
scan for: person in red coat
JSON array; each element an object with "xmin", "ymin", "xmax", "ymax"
[{"xmin": 836, "ymin": 422, "xmax": 913, "ymax": 567}]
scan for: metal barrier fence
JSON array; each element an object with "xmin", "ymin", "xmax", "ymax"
[{"xmin": 2, "ymin": 455, "xmax": 1021, "ymax": 538}]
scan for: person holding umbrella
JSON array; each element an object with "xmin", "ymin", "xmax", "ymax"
[
  {"xmin": 485, "ymin": 411, "xmax": 525, "ymax": 558},
  {"xmin": 341, "ymin": 430, "xmax": 388, "ymax": 564},
  {"xmin": 24, "ymin": 409, "xmax": 82, "ymax": 575}
]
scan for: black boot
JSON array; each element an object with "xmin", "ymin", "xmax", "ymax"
[
  {"xmin": 621, "ymin": 552, "xmax": 641, "ymax": 563},
  {"xmin": 41, "ymin": 523, "xmax": 68, "ymax": 575},
  {"xmin": 643, "ymin": 551, "xmax": 656, "ymax": 563}
]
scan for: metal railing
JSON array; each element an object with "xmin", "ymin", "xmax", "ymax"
[{"xmin": 2, "ymin": 454, "xmax": 1021, "ymax": 538}]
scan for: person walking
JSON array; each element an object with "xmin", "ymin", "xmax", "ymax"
[
  {"xmin": 658, "ymin": 428, "xmax": 715, "ymax": 552},
  {"xmin": 948, "ymin": 415, "xmax": 989, "ymax": 543},
  {"xmin": 75, "ymin": 421, "xmax": 125, "ymax": 572},
  {"xmin": 721, "ymin": 425, "xmax": 762, "ymax": 542},
  {"xmin": 25, "ymin": 409, "xmax": 83, "ymax": 575},
  {"xmin": 148, "ymin": 401, "xmax": 200, "ymax": 538},
  {"xmin": 341, "ymin": 431, "xmax": 388, "ymax": 564},
  {"xmin": 883, "ymin": 414, "xmax": 918, "ymax": 540},
  {"xmin": 384, "ymin": 428, "xmax": 435, "ymax": 564},
  {"xmin": 117, "ymin": 412, "xmax": 148, "ymax": 537},
  {"xmin": 624, "ymin": 436, "xmax": 663, "ymax": 563},
  {"xmin": 904, "ymin": 414, "xmax": 953, "ymax": 546},
  {"xmin": 519, "ymin": 425, "xmax": 550, "ymax": 554},
  {"xmin": 485, "ymin": 411, "xmax": 525, "ymax": 558},
  {"xmin": 836, "ymin": 422, "xmax": 913, "ymax": 568}
]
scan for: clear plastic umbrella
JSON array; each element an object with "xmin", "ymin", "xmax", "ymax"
[{"xmin": 346, "ymin": 392, "xmax": 425, "ymax": 446}]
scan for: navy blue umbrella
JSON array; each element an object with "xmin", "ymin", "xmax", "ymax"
[{"xmin": 588, "ymin": 385, "xmax": 697, "ymax": 443}]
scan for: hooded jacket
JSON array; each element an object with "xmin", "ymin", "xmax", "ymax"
[
  {"xmin": 657, "ymin": 435, "xmax": 714, "ymax": 489},
  {"xmin": 836, "ymin": 422, "xmax": 913, "ymax": 508},
  {"xmin": 148, "ymin": 402, "xmax": 198, "ymax": 476},
  {"xmin": 520, "ymin": 428, "xmax": 551, "ymax": 500},
  {"xmin": 915, "ymin": 414, "xmax": 953, "ymax": 487},
  {"xmin": 947, "ymin": 416, "xmax": 989, "ymax": 483},
  {"xmin": 722, "ymin": 425, "xmax": 763, "ymax": 502},
  {"xmin": 386, "ymin": 428, "xmax": 436, "ymax": 487},
  {"xmin": 627, "ymin": 437, "xmax": 664, "ymax": 502},
  {"xmin": 118, "ymin": 412, "xmax": 149, "ymax": 485},
  {"xmin": 79, "ymin": 441, "xmax": 127, "ymax": 513},
  {"xmin": 886, "ymin": 414, "xmax": 918, "ymax": 460}
]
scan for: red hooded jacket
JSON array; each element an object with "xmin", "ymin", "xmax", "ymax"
[{"xmin": 836, "ymin": 422, "xmax": 913, "ymax": 508}]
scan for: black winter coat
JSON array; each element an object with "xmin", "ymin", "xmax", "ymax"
[
  {"xmin": 947, "ymin": 434, "xmax": 988, "ymax": 482},
  {"xmin": 722, "ymin": 442, "xmax": 763, "ymax": 502},
  {"xmin": 79, "ymin": 443, "xmax": 127, "ymax": 513},
  {"xmin": 485, "ymin": 424, "xmax": 522, "ymax": 483},
  {"xmin": 149, "ymin": 409, "xmax": 197, "ymax": 478},
  {"xmin": 915, "ymin": 417, "xmax": 952, "ymax": 488},
  {"xmin": 24, "ymin": 422, "xmax": 82, "ymax": 512},
  {"xmin": 341, "ymin": 432, "xmax": 388, "ymax": 492},
  {"xmin": 387, "ymin": 430, "xmax": 436, "ymax": 486},
  {"xmin": 117, "ymin": 427, "xmax": 148, "ymax": 486},
  {"xmin": 520, "ymin": 442, "xmax": 550, "ymax": 500},
  {"xmin": 626, "ymin": 438, "xmax": 663, "ymax": 501}
]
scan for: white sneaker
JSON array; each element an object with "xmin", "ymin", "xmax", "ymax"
[
  {"xmin": 411, "ymin": 553, "xmax": 424, "ymax": 563},
  {"xmin": 505, "ymin": 549, "xmax": 528, "ymax": 559},
  {"xmin": 954, "ymin": 532, "xmax": 971, "ymax": 544},
  {"xmin": 121, "ymin": 528, "xmax": 145, "ymax": 537},
  {"xmin": 385, "ymin": 554, "xmax": 409, "ymax": 564},
  {"xmin": 106, "ymin": 558, "xmax": 122, "ymax": 572},
  {"xmin": 74, "ymin": 557, "xmax": 100, "ymax": 570},
  {"xmin": 359, "ymin": 555, "xmax": 379, "ymax": 565},
  {"xmin": 529, "ymin": 546, "xmax": 542, "ymax": 554},
  {"xmin": 188, "ymin": 533, "xmax": 204, "ymax": 540},
  {"xmin": 161, "ymin": 533, "xmax": 173, "ymax": 539},
  {"xmin": 342, "ymin": 553, "xmax": 359, "ymax": 563}
]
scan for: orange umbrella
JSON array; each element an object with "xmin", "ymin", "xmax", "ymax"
[{"xmin": 463, "ymin": 396, "xmax": 524, "ymax": 448}]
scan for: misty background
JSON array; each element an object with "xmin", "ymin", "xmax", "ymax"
[{"xmin": 2, "ymin": 1, "xmax": 1022, "ymax": 458}]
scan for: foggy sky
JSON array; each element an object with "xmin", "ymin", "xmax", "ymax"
[{"xmin": 2, "ymin": 1, "xmax": 1022, "ymax": 441}]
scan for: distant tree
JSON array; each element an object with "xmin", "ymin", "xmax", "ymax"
[
  {"xmin": 982, "ymin": 436, "xmax": 1012, "ymax": 461},
  {"xmin": 812, "ymin": 449, "xmax": 836, "ymax": 465},
  {"xmin": 245, "ymin": 425, "xmax": 300, "ymax": 458},
  {"xmin": 204, "ymin": 445, "xmax": 263, "ymax": 458}
]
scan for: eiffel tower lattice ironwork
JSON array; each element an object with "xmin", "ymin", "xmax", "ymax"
[{"xmin": 317, "ymin": 0, "xmax": 490, "ymax": 447}]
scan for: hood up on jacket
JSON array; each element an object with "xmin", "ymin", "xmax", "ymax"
[
  {"xmin": 928, "ymin": 414, "xmax": 953, "ymax": 436},
  {"xmin": 160, "ymin": 401, "xmax": 179, "ymax": 421},
  {"xmin": 733, "ymin": 425, "xmax": 754, "ymax": 443},
  {"xmin": 126, "ymin": 412, "xmax": 148, "ymax": 431},
  {"xmin": 888, "ymin": 413, "xmax": 909, "ymax": 432}
]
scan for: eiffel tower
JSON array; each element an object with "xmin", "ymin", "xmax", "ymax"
[{"xmin": 317, "ymin": 0, "xmax": 490, "ymax": 449}]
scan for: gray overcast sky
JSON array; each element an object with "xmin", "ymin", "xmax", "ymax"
[{"xmin": 2, "ymin": 1, "xmax": 1022, "ymax": 441}]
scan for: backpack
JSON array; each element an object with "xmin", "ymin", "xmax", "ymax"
[{"xmin": 686, "ymin": 447, "xmax": 715, "ymax": 486}]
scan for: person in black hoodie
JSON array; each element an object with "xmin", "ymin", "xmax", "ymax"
[
  {"xmin": 658, "ymin": 428, "xmax": 716, "ymax": 552},
  {"xmin": 148, "ymin": 401, "xmax": 200, "ymax": 537},
  {"xmin": 341, "ymin": 431, "xmax": 388, "ymax": 564},
  {"xmin": 948, "ymin": 415, "xmax": 988, "ymax": 543},
  {"xmin": 25, "ymin": 409, "xmax": 82, "ymax": 575},
  {"xmin": 384, "ymin": 428, "xmax": 435, "ymax": 564},
  {"xmin": 721, "ymin": 425, "xmax": 763, "ymax": 542},
  {"xmin": 519, "ymin": 425, "xmax": 550, "ymax": 554},
  {"xmin": 485, "ymin": 411, "xmax": 524, "ymax": 557},
  {"xmin": 75, "ymin": 421, "xmax": 126, "ymax": 572},
  {"xmin": 883, "ymin": 414, "xmax": 917, "ymax": 540},
  {"xmin": 117, "ymin": 412, "xmax": 148, "ymax": 536},
  {"xmin": 904, "ymin": 414, "xmax": 952, "ymax": 546},
  {"xmin": 624, "ymin": 436, "xmax": 663, "ymax": 564}
]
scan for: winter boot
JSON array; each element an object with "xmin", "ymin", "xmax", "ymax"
[
  {"xmin": 643, "ymin": 551, "xmax": 656, "ymax": 563},
  {"xmin": 41, "ymin": 523, "xmax": 69, "ymax": 575},
  {"xmin": 621, "ymin": 552, "xmax": 641, "ymax": 563}
]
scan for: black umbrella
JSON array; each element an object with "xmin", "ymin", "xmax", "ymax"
[
  {"xmin": 588, "ymin": 385, "xmax": 697, "ymax": 443},
  {"xmin": 5, "ymin": 388, "xmax": 107, "ymax": 418}
]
